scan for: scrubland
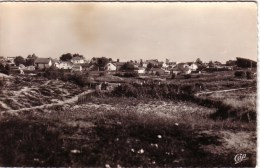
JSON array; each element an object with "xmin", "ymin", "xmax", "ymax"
[{"xmin": 0, "ymin": 72, "xmax": 256, "ymax": 167}]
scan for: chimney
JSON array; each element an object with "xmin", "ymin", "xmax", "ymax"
[{"xmin": 117, "ymin": 59, "xmax": 119, "ymax": 62}]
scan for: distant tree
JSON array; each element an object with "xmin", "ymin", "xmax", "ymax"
[
  {"xmin": 60, "ymin": 53, "xmax": 73, "ymax": 61},
  {"xmin": 5, "ymin": 64, "xmax": 10, "ymax": 71},
  {"xmin": 96, "ymin": 57, "xmax": 109, "ymax": 70},
  {"xmin": 0, "ymin": 63, "xmax": 10, "ymax": 75},
  {"xmin": 108, "ymin": 58, "xmax": 113, "ymax": 62},
  {"xmin": 26, "ymin": 53, "xmax": 38, "ymax": 66},
  {"xmin": 0, "ymin": 63, "xmax": 5, "ymax": 72},
  {"xmin": 73, "ymin": 53, "xmax": 84, "ymax": 59},
  {"xmin": 140, "ymin": 59, "xmax": 143, "ymax": 67},
  {"xmin": 120, "ymin": 62, "xmax": 137, "ymax": 71},
  {"xmin": 14, "ymin": 56, "xmax": 25, "ymax": 66},
  {"xmin": 146, "ymin": 63, "xmax": 153, "ymax": 70},
  {"xmin": 236, "ymin": 57, "xmax": 256, "ymax": 68},
  {"xmin": 208, "ymin": 61, "xmax": 215, "ymax": 68},
  {"xmin": 171, "ymin": 73, "xmax": 176, "ymax": 79},
  {"xmin": 196, "ymin": 58, "xmax": 203, "ymax": 65},
  {"xmin": 226, "ymin": 60, "xmax": 236, "ymax": 66}
]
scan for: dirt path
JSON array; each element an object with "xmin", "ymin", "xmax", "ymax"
[
  {"xmin": 2, "ymin": 90, "xmax": 95, "ymax": 113},
  {"xmin": 195, "ymin": 86, "xmax": 256, "ymax": 96}
]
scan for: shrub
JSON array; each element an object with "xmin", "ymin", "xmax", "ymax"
[
  {"xmin": 99, "ymin": 72, "xmax": 107, "ymax": 76},
  {"xmin": 0, "ymin": 80, "xmax": 4, "ymax": 88},
  {"xmin": 124, "ymin": 72, "xmax": 139, "ymax": 77},
  {"xmin": 246, "ymin": 71, "xmax": 253, "ymax": 79},
  {"xmin": 184, "ymin": 74, "xmax": 191, "ymax": 79},
  {"xmin": 43, "ymin": 67, "xmax": 59, "ymax": 79},
  {"xmin": 171, "ymin": 73, "xmax": 176, "ymax": 79},
  {"xmin": 234, "ymin": 70, "xmax": 246, "ymax": 78},
  {"xmin": 68, "ymin": 74, "xmax": 86, "ymax": 87},
  {"xmin": 113, "ymin": 84, "xmax": 138, "ymax": 97}
]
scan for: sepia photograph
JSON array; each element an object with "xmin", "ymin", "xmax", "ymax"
[{"xmin": 0, "ymin": 2, "xmax": 257, "ymax": 167}]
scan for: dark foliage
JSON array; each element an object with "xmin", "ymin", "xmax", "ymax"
[
  {"xmin": 60, "ymin": 53, "xmax": 73, "ymax": 62},
  {"xmin": 120, "ymin": 62, "xmax": 137, "ymax": 71},
  {"xmin": 0, "ymin": 118, "xmax": 69, "ymax": 166},
  {"xmin": 246, "ymin": 71, "xmax": 253, "ymax": 79},
  {"xmin": 14, "ymin": 56, "xmax": 25, "ymax": 66},
  {"xmin": 114, "ymin": 72, "xmax": 139, "ymax": 78},
  {"xmin": 112, "ymin": 83, "xmax": 200, "ymax": 99},
  {"xmin": 234, "ymin": 71, "xmax": 246, "ymax": 78},
  {"xmin": 236, "ymin": 57, "xmax": 256, "ymax": 68}
]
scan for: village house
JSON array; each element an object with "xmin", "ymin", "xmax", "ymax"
[
  {"xmin": 71, "ymin": 56, "xmax": 85, "ymax": 64},
  {"xmin": 145, "ymin": 59, "xmax": 160, "ymax": 67},
  {"xmin": 53, "ymin": 59, "xmax": 60, "ymax": 69},
  {"xmin": 187, "ymin": 62, "xmax": 198, "ymax": 71},
  {"xmin": 134, "ymin": 67, "xmax": 146, "ymax": 74},
  {"xmin": 6, "ymin": 57, "xmax": 15, "ymax": 65},
  {"xmin": 177, "ymin": 63, "xmax": 190, "ymax": 71},
  {"xmin": 104, "ymin": 62, "xmax": 117, "ymax": 71},
  {"xmin": 26, "ymin": 66, "xmax": 35, "ymax": 71},
  {"xmin": 112, "ymin": 62, "xmax": 126, "ymax": 71},
  {"xmin": 35, "ymin": 58, "xmax": 53, "ymax": 69},
  {"xmin": 59, "ymin": 61, "xmax": 73, "ymax": 70},
  {"xmin": 0, "ymin": 56, "xmax": 5, "ymax": 63},
  {"xmin": 18, "ymin": 64, "xmax": 25, "ymax": 70},
  {"xmin": 148, "ymin": 67, "xmax": 165, "ymax": 75}
]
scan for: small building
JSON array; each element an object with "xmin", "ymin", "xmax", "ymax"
[
  {"xmin": 72, "ymin": 64, "xmax": 82, "ymax": 71},
  {"xmin": 71, "ymin": 56, "xmax": 85, "ymax": 64},
  {"xmin": 134, "ymin": 67, "xmax": 146, "ymax": 74},
  {"xmin": 18, "ymin": 64, "xmax": 25, "ymax": 69},
  {"xmin": 26, "ymin": 66, "xmax": 35, "ymax": 71},
  {"xmin": 18, "ymin": 64, "xmax": 25, "ymax": 70},
  {"xmin": 0, "ymin": 56, "xmax": 5, "ymax": 63},
  {"xmin": 148, "ymin": 68, "xmax": 165, "ymax": 75},
  {"xmin": 52, "ymin": 59, "xmax": 60, "ymax": 69},
  {"xmin": 6, "ymin": 57, "xmax": 15, "ymax": 65},
  {"xmin": 104, "ymin": 62, "xmax": 117, "ymax": 71},
  {"xmin": 187, "ymin": 62, "xmax": 198, "ymax": 71},
  {"xmin": 59, "ymin": 61, "xmax": 73, "ymax": 70},
  {"xmin": 35, "ymin": 58, "xmax": 52, "ymax": 69},
  {"xmin": 177, "ymin": 63, "xmax": 190, "ymax": 71}
]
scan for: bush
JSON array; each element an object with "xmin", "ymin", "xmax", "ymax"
[
  {"xmin": 113, "ymin": 84, "xmax": 139, "ymax": 97},
  {"xmin": 171, "ymin": 73, "xmax": 176, "ymax": 79},
  {"xmin": 234, "ymin": 70, "xmax": 246, "ymax": 78},
  {"xmin": 124, "ymin": 72, "xmax": 139, "ymax": 77},
  {"xmin": 184, "ymin": 74, "xmax": 191, "ymax": 79},
  {"xmin": 43, "ymin": 67, "xmax": 59, "ymax": 79},
  {"xmin": 68, "ymin": 74, "xmax": 86, "ymax": 87},
  {"xmin": 0, "ymin": 80, "xmax": 4, "ymax": 88},
  {"xmin": 246, "ymin": 71, "xmax": 253, "ymax": 79},
  {"xmin": 99, "ymin": 72, "xmax": 106, "ymax": 76}
]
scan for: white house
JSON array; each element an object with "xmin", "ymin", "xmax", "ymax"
[
  {"xmin": 18, "ymin": 64, "xmax": 25, "ymax": 70},
  {"xmin": 26, "ymin": 66, "xmax": 35, "ymax": 70},
  {"xmin": 6, "ymin": 57, "xmax": 15, "ymax": 65},
  {"xmin": 59, "ymin": 61, "xmax": 73, "ymax": 69},
  {"xmin": 161, "ymin": 62, "xmax": 168, "ymax": 68},
  {"xmin": 134, "ymin": 67, "xmax": 146, "ymax": 74},
  {"xmin": 187, "ymin": 62, "xmax": 198, "ymax": 71},
  {"xmin": 177, "ymin": 63, "xmax": 190, "ymax": 71},
  {"xmin": 71, "ymin": 56, "xmax": 85, "ymax": 64},
  {"xmin": 104, "ymin": 63, "xmax": 117, "ymax": 71}
]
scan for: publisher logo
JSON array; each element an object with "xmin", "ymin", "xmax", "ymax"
[{"xmin": 234, "ymin": 153, "xmax": 247, "ymax": 164}]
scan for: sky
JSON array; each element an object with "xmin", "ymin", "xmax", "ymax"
[{"xmin": 0, "ymin": 2, "xmax": 257, "ymax": 63}]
